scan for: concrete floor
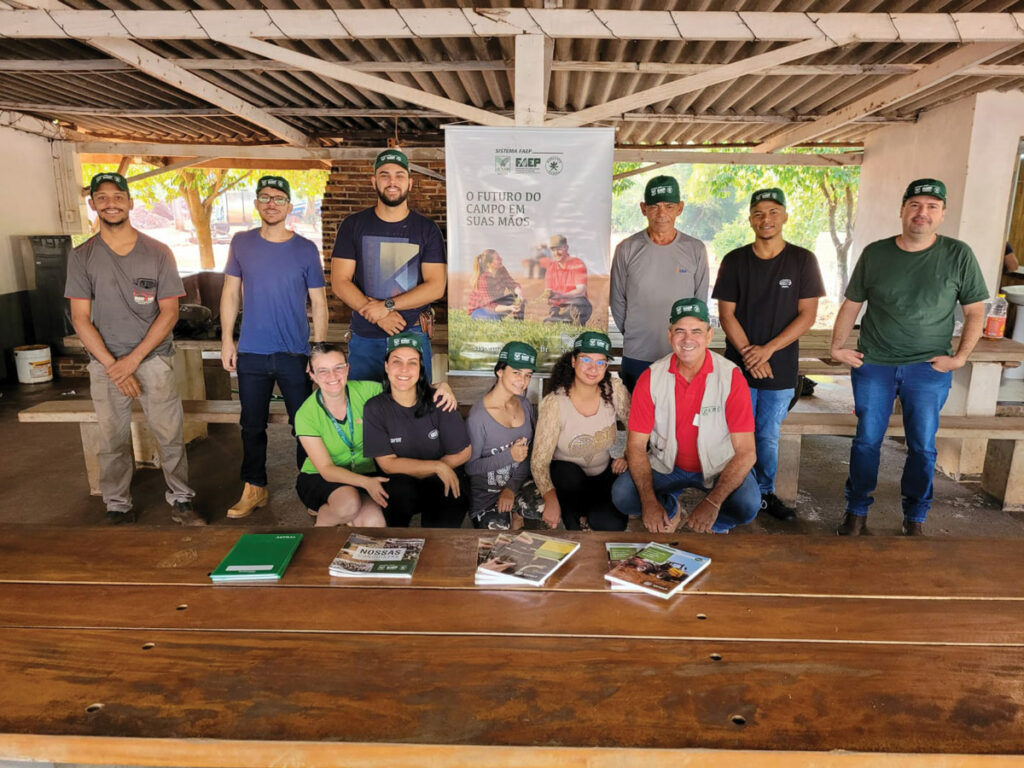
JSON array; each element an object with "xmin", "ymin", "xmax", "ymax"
[{"xmin": 3, "ymin": 375, "xmax": 1023, "ymax": 538}]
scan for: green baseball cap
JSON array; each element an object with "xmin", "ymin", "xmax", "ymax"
[
  {"xmin": 256, "ymin": 175, "xmax": 291, "ymax": 200},
  {"xmin": 903, "ymin": 178, "xmax": 946, "ymax": 204},
  {"xmin": 89, "ymin": 172, "xmax": 129, "ymax": 195},
  {"xmin": 573, "ymin": 331, "xmax": 612, "ymax": 356},
  {"xmin": 375, "ymin": 148, "xmax": 409, "ymax": 171},
  {"xmin": 669, "ymin": 297, "xmax": 710, "ymax": 324},
  {"xmin": 386, "ymin": 332, "xmax": 423, "ymax": 356},
  {"xmin": 750, "ymin": 188, "xmax": 786, "ymax": 208},
  {"xmin": 498, "ymin": 341, "xmax": 537, "ymax": 371},
  {"xmin": 644, "ymin": 175, "xmax": 681, "ymax": 205}
]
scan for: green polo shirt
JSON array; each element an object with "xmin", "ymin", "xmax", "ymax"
[{"xmin": 295, "ymin": 380, "xmax": 382, "ymax": 475}]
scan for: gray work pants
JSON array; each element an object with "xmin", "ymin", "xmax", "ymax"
[{"xmin": 88, "ymin": 355, "xmax": 195, "ymax": 511}]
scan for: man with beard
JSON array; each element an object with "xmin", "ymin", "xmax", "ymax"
[
  {"xmin": 65, "ymin": 172, "xmax": 200, "ymax": 525},
  {"xmin": 332, "ymin": 148, "xmax": 447, "ymax": 382}
]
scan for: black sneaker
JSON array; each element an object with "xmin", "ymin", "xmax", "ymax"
[
  {"xmin": 901, "ymin": 520, "xmax": 925, "ymax": 536},
  {"xmin": 761, "ymin": 493, "xmax": 797, "ymax": 521},
  {"xmin": 106, "ymin": 508, "xmax": 137, "ymax": 525},
  {"xmin": 171, "ymin": 500, "xmax": 207, "ymax": 527}
]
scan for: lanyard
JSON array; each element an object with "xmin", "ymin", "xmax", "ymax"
[{"xmin": 318, "ymin": 389, "xmax": 355, "ymax": 453}]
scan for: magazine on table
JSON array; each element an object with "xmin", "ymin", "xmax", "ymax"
[
  {"xmin": 329, "ymin": 534, "xmax": 425, "ymax": 579},
  {"xmin": 209, "ymin": 533, "xmax": 303, "ymax": 583},
  {"xmin": 604, "ymin": 541, "xmax": 711, "ymax": 599},
  {"xmin": 475, "ymin": 531, "xmax": 579, "ymax": 586}
]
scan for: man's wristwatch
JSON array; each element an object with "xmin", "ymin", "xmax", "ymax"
[{"xmin": 384, "ymin": 298, "xmax": 395, "ymax": 311}]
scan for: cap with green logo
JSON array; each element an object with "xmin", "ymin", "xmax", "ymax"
[
  {"xmin": 256, "ymin": 176, "xmax": 291, "ymax": 200},
  {"xmin": 644, "ymin": 175, "xmax": 681, "ymax": 205},
  {"xmin": 573, "ymin": 331, "xmax": 612, "ymax": 356},
  {"xmin": 89, "ymin": 172, "xmax": 129, "ymax": 195},
  {"xmin": 903, "ymin": 178, "xmax": 946, "ymax": 204},
  {"xmin": 498, "ymin": 341, "xmax": 537, "ymax": 371},
  {"xmin": 375, "ymin": 148, "xmax": 409, "ymax": 171},
  {"xmin": 386, "ymin": 332, "xmax": 423, "ymax": 356},
  {"xmin": 669, "ymin": 297, "xmax": 710, "ymax": 324},
  {"xmin": 750, "ymin": 188, "xmax": 786, "ymax": 208}
]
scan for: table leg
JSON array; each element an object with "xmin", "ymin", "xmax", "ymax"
[
  {"xmin": 936, "ymin": 361, "xmax": 1001, "ymax": 479},
  {"xmin": 131, "ymin": 348, "xmax": 208, "ymax": 468}
]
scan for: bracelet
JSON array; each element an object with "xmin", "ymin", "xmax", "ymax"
[{"xmin": 704, "ymin": 498, "xmax": 721, "ymax": 510}]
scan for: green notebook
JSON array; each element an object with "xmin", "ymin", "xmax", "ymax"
[{"xmin": 209, "ymin": 533, "xmax": 303, "ymax": 583}]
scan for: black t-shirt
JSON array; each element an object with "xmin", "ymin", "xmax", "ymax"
[
  {"xmin": 712, "ymin": 242, "xmax": 825, "ymax": 390},
  {"xmin": 363, "ymin": 392, "xmax": 470, "ymax": 461}
]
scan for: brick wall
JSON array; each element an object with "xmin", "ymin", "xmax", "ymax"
[
  {"xmin": 56, "ymin": 354, "xmax": 89, "ymax": 380},
  {"xmin": 321, "ymin": 159, "xmax": 448, "ymax": 324}
]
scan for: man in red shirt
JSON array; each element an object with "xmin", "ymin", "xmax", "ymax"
[
  {"xmin": 611, "ymin": 298, "xmax": 760, "ymax": 533},
  {"xmin": 543, "ymin": 234, "xmax": 592, "ymax": 325}
]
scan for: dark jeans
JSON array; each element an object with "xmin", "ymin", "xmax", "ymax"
[
  {"xmin": 620, "ymin": 356, "xmax": 653, "ymax": 393},
  {"xmin": 383, "ymin": 472, "xmax": 468, "ymax": 528},
  {"xmin": 550, "ymin": 460, "xmax": 627, "ymax": 531},
  {"xmin": 236, "ymin": 352, "xmax": 311, "ymax": 487}
]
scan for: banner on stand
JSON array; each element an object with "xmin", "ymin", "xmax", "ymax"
[{"xmin": 445, "ymin": 126, "xmax": 614, "ymax": 373}]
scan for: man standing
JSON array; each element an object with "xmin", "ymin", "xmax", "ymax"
[
  {"xmin": 610, "ymin": 175, "xmax": 709, "ymax": 391},
  {"xmin": 831, "ymin": 179, "xmax": 988, "ymax": 536},
  {"xmin": 544, "ymin": 234, "xmax": 592, "ymax": 325},
  {"xmin": 712, "ymin": 188, "xmax": 824, "ymax": 521},
  {"xmin": 331, "ymin": 148, "xmax": 446, "ymax": 383},
  {"xmin": 65, "ymin": 172, "xmax": 200, "ymax": 525},
  {"xmin": 221, "ymin": 175, "xmax": 328, "ymax": 519},
  {"xmin": 611, "ymin": 298, "xmax": 760, "ymax": 534}
]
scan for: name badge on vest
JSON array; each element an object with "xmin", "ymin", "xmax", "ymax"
[{"xmin": 693, "ymin": 413, "xmax": 700, "ymax": 426}]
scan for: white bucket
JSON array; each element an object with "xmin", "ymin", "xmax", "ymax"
[{"xmin": 14, "ymin": 344, "xmax": 53, "ymax": 384}]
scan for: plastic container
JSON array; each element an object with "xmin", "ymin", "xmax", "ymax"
[
  {"xmin": 13, "ymin": 344, "xmax": 53, "ymax": 384},
  {"xmin": 983, "ymin": 293, "xmax": 1008, "ymax": 339}
]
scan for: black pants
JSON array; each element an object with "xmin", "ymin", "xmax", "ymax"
[
  {"xmin": 383, "ymin": 472, "xmax": 468, "ymax": 528},
  {"xmin": 550, "ymin": 461, "xmax": 627, "ymax": 531}
]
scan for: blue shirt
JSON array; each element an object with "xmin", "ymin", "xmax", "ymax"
[
  {"xmin": 224, "ymin": 228, "xmax": 326, "ymax": 355},
  {"xmin": 331, "ymin": 207, "xmax": 446, "ymax": 339}
]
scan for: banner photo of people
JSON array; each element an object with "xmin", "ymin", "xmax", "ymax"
[{"xmin": 445, "ymin": 126, "xmax": 614, "ymax": 373}]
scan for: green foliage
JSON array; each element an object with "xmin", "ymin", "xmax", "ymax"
[{"xmin": 448, "ymin": 310, "xmax": 579, "ymax": 372}]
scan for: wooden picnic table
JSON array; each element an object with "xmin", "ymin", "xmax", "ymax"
[{"xmin": 0, "ymin": 525, "xmax": 1020, "ymax": 767}]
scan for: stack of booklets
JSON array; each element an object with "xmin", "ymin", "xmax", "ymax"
[
  {"xmin": 209, "ymin": 533, "xmax": 303, "ymax": 583},
  {"xmin": 604, "ymin": 541, "xmax": 711, "ymax": 599},
  {"xmin": 475, "ymin": 531, "xmax": 579, "ymax": 586},
  {"xmin": 329, "ymin": 534, "xmax": 425, "ymax": 579}
]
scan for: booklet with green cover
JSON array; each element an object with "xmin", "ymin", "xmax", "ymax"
[{"xmin": 209, "ymin": 533, "xmax": 303, "ymax": 583}]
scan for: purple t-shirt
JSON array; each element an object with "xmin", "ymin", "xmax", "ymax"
[
  {"xmin": 224, "ymin": 228, "xmax": 325, "ymax": 355},
  {"xmin": 331, "ymin": 207, "xmax": 446, "ymax": 339}
]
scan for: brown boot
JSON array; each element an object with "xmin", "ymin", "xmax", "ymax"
[
  {"xmin": 902, "ymin": 520, "xmax": 925, "ymax": 536},
  {"xmin": 227, "ymin": 483, "xmax": 268, "ymax": 519},
  {"xmin": 836, "ymin": 512, "xmax": 867, "ymax": 536}
]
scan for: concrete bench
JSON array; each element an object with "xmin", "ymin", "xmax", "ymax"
[
  {"xmin": 776, "ymin": 412, "xmax": 1024, "ymax": 512},
  {"xmin": 18, "ymin": 400, "xmax": 287, "ymax": 495}
]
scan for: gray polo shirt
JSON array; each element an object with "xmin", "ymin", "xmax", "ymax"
[{"xmin": 610, "ymin": 229, "xmax": 709, "ymax": 361}]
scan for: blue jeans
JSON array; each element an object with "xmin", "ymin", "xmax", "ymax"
[
  {"xmin": 348, "ymin": 325, "xmax": 432, "ymax": 383},
  {"xmin": 620, "ymin": 356, "xmax": 652, "ymax": 394},
  {"xmin": 846, "ymin": 361, "xmax": 953, "ymax": 523},
  {"xmin": 236, "ymin": 352, "xmax": 311, "ymax": 486},
  {"xmin": 611, "ymin": 465, "xmax": 761, "ymax": 533},
  {"xmin": 749, "ymin": 387, "xmax": 795, "ymax": 495}
]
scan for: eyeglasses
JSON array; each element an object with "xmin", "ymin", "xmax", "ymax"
[
  {"xmin": 314, "ymin": 363, "xmax": 349, "ymax": 376},
  {"xmin": 257, "ymin": 195, "xmax": 289, "ymax": 205},
  {"xmin": 579, "ymin": 356, "xmax": 608, "ymax": 368}
]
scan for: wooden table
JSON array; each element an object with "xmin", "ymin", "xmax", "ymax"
[{"xmin": 0, "ymin": 525, "xmax": 1020, "ymax": 767}]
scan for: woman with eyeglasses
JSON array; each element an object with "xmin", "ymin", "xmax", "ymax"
[
  {"xmin": 362, "ymin": 332, "xmax": 471, "ymax": 528},
  {"xmin": 466, "ymin": 341, "xmax": 544, "ymax": 530},
  {"xmin": 531, "ymin": 331, "xmax": 631, "ymax": 531},
  {"xmin": 295, "ymin": 342, "xmax": 458, "ymax": 528}
]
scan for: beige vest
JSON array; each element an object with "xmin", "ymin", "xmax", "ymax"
[{"xmin": 647, "ymin": 350, "xmax": 737, "ymax": 485}]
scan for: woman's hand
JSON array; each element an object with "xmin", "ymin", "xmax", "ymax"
[
  {"xmin": 360, "ymin": 476, "xmax": 390, "ymax": 507},
  {"xmin": 433, "ymin": 382, "xmax": 458, "ymax": 412}
]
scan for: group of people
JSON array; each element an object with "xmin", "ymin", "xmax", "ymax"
[{"xmin": 65, "ymin": 146, "xmax": 990, "ymax": 536}]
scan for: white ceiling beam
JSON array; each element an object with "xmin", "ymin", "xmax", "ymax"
[
  {"xmin": 514, "ymin": 34, "xmax": 553, "ymax": 127},
  {"xmin": 0, "ymin": 108, "xmax": 68, "ymax": 139},
  {"xmin": 614, "ymin": 149, "xmax": 862, "ymax": 167},
  {"xmin": 5, "ymin": 10, "xmax": 1024, "ymax": 42},
  {"xmin": 215, "ymin": 36, "xmax": 513, "ymax": 128},
  {"xmin": 754, "ymin": 41, "xmax": 1015, "ymax": 153},
  {"xmin": 613, "ymin": 162, "xmax": 674, "ymax": 181},
  {"xmin": 545, "ymin": 37, "xmax": 843, "ymax": 128},
  {"xmin": 123, "ymin": 157, "xmax": 209, "ymax": 185}
]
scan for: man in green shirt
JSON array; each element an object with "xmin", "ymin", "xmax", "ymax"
[{"xmin": 830, "ymin": 179, "xmax": 989, "ymax": 536}]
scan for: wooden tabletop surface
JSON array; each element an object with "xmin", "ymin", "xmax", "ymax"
[{"xmin": 0, "ymin": 525, "xmax": 1020, "ymax": 767}]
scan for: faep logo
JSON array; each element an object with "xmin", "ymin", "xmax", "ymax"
[
  {"xmin": 495, "ymin": 155, "xmax": 511, "ymax": 174},
  {"xmin": 779, "ymin": 279, "xmax": 793, "ymax": 289},
  {"xmin": 428, "ymin": 429, "xmax": 440, "ymax": 440}
]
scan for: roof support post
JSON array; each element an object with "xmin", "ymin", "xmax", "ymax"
[{"xmin": 514, "ymin": 34, "xmax": 553, "ymax": 126}]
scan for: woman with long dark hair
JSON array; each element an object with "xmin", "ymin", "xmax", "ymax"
[
  {"xmin": 363, "ymin": 332, "xmax": 471, "ymax": 527},
  {"xmin": 467, "ymin": 249, "xmax": 524, "ymax": 320},
  {"xmin": 531, "ymin": 331, "xmax": 630, "ymax": 531}
]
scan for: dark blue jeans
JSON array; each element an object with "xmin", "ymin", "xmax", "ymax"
[
  {"xmin": 846, "ymin": 361, "xmax": 953, "ymax": 523},
  {"xmin": 347, "ymin": 325, "xmax": 432, "ymax": 384},
  {"xmin": 236, "ymin": 352, "xmax": 311, "ymax": 487},
  {"xmin": 749, "ymin": 387, "xmax": 796, "ymax": 495},
  {"xmin": 620, "ymin": 356, "xmax": 653, "ymax": 394}
]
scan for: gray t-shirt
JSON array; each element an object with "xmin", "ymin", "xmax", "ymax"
[
  {"xmin": 610, "ymin": 229, "xmax": 709, "ymax": 361},
  {"xmin": 64, "ymin": 232, "xmax": 184, "ymax": 359},
  {"xmin": 465, "ymin": 395, "xmax": 536, "ymax": 515}
]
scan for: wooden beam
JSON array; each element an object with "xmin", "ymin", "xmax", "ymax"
[
  {"xmin": 124, "ymin": 157, "xmax": 208, "ymax": 184},
  {"xmin": 754, "ymin": 42, "xmax": 1014, "ymax": 153},
  {"xmin": 215, "ymin": 36, "xmax": 513, "ymax": 128},
  {"xmin": 613, "ymin": 162, "xmax": 673, "ymax": 181},
  {"xmin": 0, "ymin": 108, "xmax": 68, "ymax": 139},
  {"xmin": 514, "ymin": 34, "xmax": 553, "ymax": 126},
  {"xmin": 613, "ymin": 149, "xmax": 862, "ymax": 166},
  {"xmin": 545, "ymin": 37, "xmax": 842, "ymax": 128}
]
